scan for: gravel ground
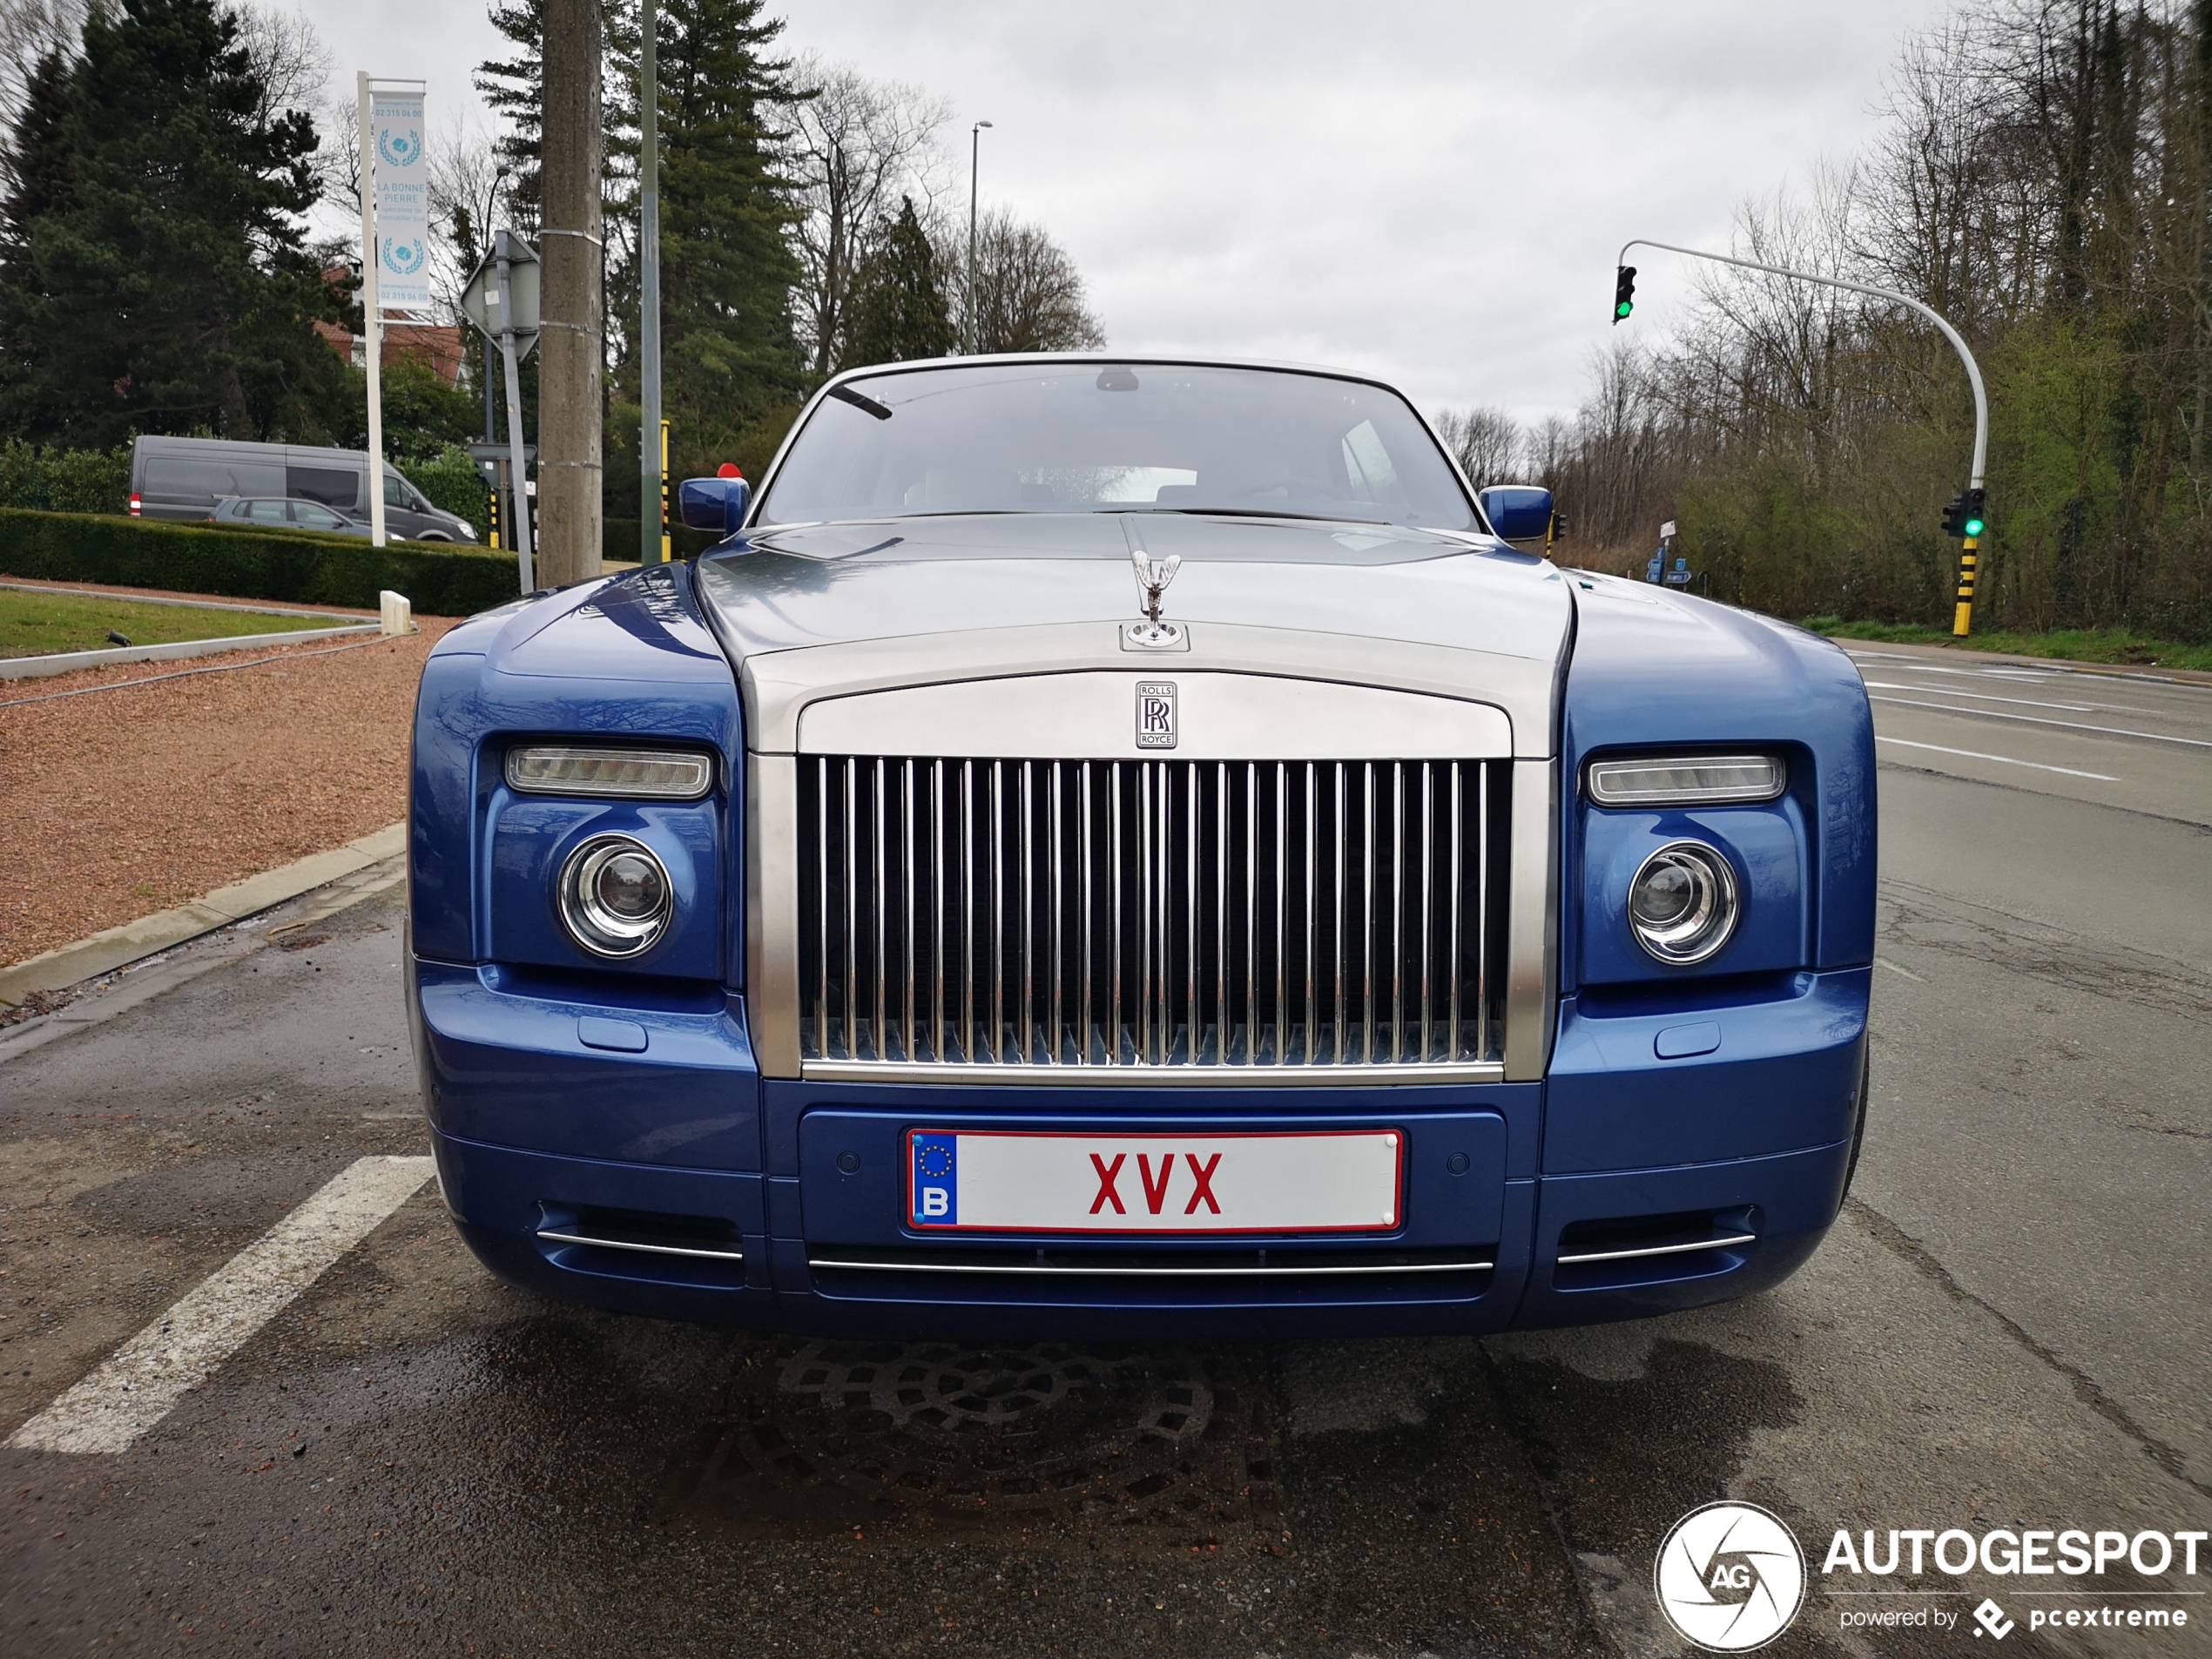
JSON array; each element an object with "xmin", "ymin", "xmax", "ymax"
[{"xmin": 0, "ymin": 624, "xmax": 454, "ymax": 967}]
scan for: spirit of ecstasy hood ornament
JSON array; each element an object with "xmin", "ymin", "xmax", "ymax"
[
  {"xmin": 1123, "ymin": 541, "xmax": 1189, "ymax": 651},
  {"xmin": 1131, "ymin": 546, "xmax": 1181, "ymax": 623}
]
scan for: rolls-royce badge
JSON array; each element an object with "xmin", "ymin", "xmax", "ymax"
[{"xmin": 1136, "ymin": 681, "xmax": 1178, "ymax": 749}]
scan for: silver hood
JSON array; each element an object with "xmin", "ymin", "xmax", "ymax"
[{"xmin": 692, "ymin": 512, "xmax": 1573, "ymax": 758}]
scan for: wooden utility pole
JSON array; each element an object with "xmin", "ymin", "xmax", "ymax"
[{"xmin": 536, "ymin": 0, "xmax": 604, "ymax": 588}]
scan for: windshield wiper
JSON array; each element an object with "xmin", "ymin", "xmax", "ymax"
[
  {"xmin": 1116, "ymin": 506, "xmax": 1390, "ymax": 526},
  {"xmin": 827, "ymin": 384, "xmax": 894, "ymax": 421}
]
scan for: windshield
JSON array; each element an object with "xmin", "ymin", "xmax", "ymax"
[{"xmin": 755, "ymin": 362, "xmax": 1476, "ymax": 531}]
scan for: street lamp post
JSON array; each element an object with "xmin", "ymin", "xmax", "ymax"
[
  {"xmin": 481, "ymin": 163, "xmax": 509, "ymax": 462},
  {"xmin": 1615, "ymin": 237, "xmax": 1991, "ymax": 636},
  {"xmin": 638, "ymin": 0, "xmax": 663, "ymax": 565},
  {"xmin": 966, "ymin": 119, "xmax": 993, "ymax": 355}
]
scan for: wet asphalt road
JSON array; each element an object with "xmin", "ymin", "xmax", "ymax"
[{"xmin": 3, "ymin": 640, "xmax": 2209, "ymax": 1658}]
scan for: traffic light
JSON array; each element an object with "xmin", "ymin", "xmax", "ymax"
[
  {"xmin": 1941, "ymin": 488, "xmax": 1986, "ymax": 540},
  {"xmin": 1613, "ymin": 265, "xmax": 1637, "ymax": 324}
]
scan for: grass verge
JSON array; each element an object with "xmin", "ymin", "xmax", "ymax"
[
  {"xmin": 0, "ymin": 588, "xmax": 337, "ymax": 659},
  {"xmin": 1803, "ymin": 617, "xmax": 2212, "ymax": 672}
]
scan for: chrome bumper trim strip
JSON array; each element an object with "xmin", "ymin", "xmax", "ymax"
[
  {"xmin": 1555, "ymin": 1232, "xmax": 1757, "ymax": 1267},
  {"xmin": 536, "ymin": 1230, "xmax": 746, "ymax": 1263}
]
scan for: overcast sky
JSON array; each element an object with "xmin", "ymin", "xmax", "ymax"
[{"xmin": 298, "ymin": 0, "xmax": 1954, "ymax": 426}]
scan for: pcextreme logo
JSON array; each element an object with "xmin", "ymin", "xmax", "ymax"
[{"xmin": 1654, "ymin": 1501, "xmax": 1809, "ymax": 1651}]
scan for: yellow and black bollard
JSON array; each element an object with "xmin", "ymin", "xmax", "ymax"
[
  {"xmin": 1952, "ymin": 535, "xmax": 1977, "ymax": 636},
  {"xmin": 1940, "ymin": 487, "xmax": 1986, "ymax": 637}
]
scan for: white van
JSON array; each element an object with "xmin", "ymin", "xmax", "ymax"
[{"xmin": 129, "ymin": 435, "xmax": 477, "ymax": 543}]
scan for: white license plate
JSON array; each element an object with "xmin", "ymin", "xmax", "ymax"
[{"xmin": 904, "ymin": 1129, "xmax": 1403, "ymax": 1234}]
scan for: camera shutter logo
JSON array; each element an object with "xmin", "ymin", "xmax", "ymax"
[
  {"xmin": 1136, "ymin": 682, "xmax": 1177, "ymax": 749},
  {"xmin": 1653, "ymin": 1501, "xmax": 1807, "ymax": 1651}
]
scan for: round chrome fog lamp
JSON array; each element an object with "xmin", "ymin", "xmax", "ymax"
[
  {"xmin": 557, "ymin": 835, "xmax": 673, "ymax": 959},
  {"xmin": 1627, "ymin": 841, "xmax": 1739, "ymax": 965}
]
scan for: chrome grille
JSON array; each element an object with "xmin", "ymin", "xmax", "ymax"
[{"xmin": 797, "ymin": 757, "xmax": 1510, "ymax": 1072}]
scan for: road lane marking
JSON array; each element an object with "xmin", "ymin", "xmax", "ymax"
[
  {"xmin": 1869, "ymin": 696, "xmax": 2212, "ymax": 750},
  {"xmin": 1874, "ymin": 735, "xmax": 2118, "ymax": 780},
  {"xmin": 1860, "ymin": 679, "xmax": 2150, "ymax": 715},
  {"xmin": 1875, "ymin": 957, "xmax": 1926, "ymax": 982},
  {"xmin": 5, "ymin": 1155, "xmax": 433, "ymax": 1455}
]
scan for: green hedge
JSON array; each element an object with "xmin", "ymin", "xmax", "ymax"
[
  {"xmin": 0, "ymin": 442, "xmax": 131, "ymax": 516},
  {"xmin": 0, "ymin": 507, "xmax": 524, "ymax": 616},
  {"xmin": 604, "ymin": 516, "xmax": 718, "ymax": 565},
  {"xmin": 412, "ymin": 445, "xmax": 493, "ymax": 539}
]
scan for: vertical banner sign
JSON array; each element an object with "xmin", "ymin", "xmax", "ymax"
[{"xmin": 371, "ymin": 92, "xmax": 429, "ymax": 312}]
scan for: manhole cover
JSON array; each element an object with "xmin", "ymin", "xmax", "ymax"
[{"xmin": 662, "ymin": 1339, "xmax": 1277, "ymax": 1548}]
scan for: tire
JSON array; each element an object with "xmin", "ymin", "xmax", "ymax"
[{"xmin": 1841, "ymin": 1043, "xmax": 1871, "ymax": 1200}]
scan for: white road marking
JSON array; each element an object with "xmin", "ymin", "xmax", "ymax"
[
  {"xmin": 1875, "ymin": 735, "xmax": 2119, "ymax": 781},
  {"xmin": 1860, "ymin": 680, "xmax": 2148, "ymax": 716},
  {"xmin": 1869, "ymin": 695, "xmax": 2212, "ymax": 750},
  {"xmin": 1875, "ymin": 957, "xmax": 1926, "ymax": 982},
  {"xmin": 5, "ymin": 1155, "xmax": 433, "ymax": 1454}
]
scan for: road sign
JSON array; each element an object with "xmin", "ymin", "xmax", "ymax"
[
  {"xmin": 462, "ymin": 235, "xmax": 541, "ymax": 360},
  {"xmin": 468, "ymin": 440, "xmax": 535, "ymax": 482}
]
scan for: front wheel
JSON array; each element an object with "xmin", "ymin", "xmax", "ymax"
[{"xmin": 1841, "ymin": 1044, "xmax": 1871, "ymax": 1200}]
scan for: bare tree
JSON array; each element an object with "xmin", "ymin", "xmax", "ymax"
[
  {"xmin": 783, "ymin": 53, "xmax": 949, "ymax": 375},
  {"xmin": 942, "ymin": 206, "xmax": 1105, "ymax": 353},
  {"xmin": 0, "ymin": 0, "xmax": 92, "ymax": 129},
  {"xmin": 1432, "ymin": 406, "xmax": 1521, "ymax": 488},
  {"xmin": 426, "ymin": 121, "xmax": 509, "ymax": 322},
  {"xmin": 233, "ymin": 4, "xmax": 329, "ymax": 132},
  {"xmin": 311, "ymin": 91, "xmax": 361, "ymax": 224}
]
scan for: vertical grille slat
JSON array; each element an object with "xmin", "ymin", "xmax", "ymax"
[{"xmin": 797, "ymin": 754, "xmax": 1508, "ymax": 1073}]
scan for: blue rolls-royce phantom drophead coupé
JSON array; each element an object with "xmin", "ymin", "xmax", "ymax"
[{"xmin": 406, "ymin": 355, "xmax": 1874, "ymax": 1339}]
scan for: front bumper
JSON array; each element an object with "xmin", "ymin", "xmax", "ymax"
[{"xmin": 411, "ymin": 960, "xmax": 1867, "ymax": 1339}]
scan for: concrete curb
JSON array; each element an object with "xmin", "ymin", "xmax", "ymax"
[
  {"xmin": 0, "ymin": 822, "xmax": 406, "ymax": 1008},
  {"xmin": 0, "ymin": 624, "xmax": 381, "ymax": 680}
]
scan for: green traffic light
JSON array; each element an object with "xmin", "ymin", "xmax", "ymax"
[
  {"xmin": 1964, "ymin": 517, "xmax": 1984, "ymax": 536},
  {"xmin": 1615, "ymin": 301, "xmax": 1632, "ymax": 319}
]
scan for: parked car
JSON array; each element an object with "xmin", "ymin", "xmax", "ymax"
[
  {"xmin": 207, "ymin": 496, "xmax": 381, "ymax": 538},
  {"xmin": 131, "ymin": 435, "xmax": 476, "ymax": 542},
  {"xmin": 406, "ymin": 355, "xmax": 1875, "ymax": 1339}
]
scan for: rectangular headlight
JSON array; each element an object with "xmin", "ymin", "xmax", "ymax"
[
  {"xmin": 505, "ymin": 745, "xmax": 716, "ymax": 800},
  {"xmin": 1585, "ymin": 754, "xmax": 1785, "ymax": 807}
]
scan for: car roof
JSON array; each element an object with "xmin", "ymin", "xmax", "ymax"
[{"xmin": 819, "ymin": 351, "xmax": 1406, "ymax": 396}]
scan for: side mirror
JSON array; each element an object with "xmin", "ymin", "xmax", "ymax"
[
  {"xmin": 1478, "ymin": 484, "xmax": 1554, "ymax": 544},
  {"xmin": 678, "ymin": 475, "xmax": 750, "ymax": 536}
]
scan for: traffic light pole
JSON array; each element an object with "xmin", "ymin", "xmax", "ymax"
[{"xmin": 1616, "ymin": 237, "xmax": 1989, "ymax": 636}]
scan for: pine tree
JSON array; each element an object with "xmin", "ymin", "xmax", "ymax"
[
  {"xmin": 0, "ymin": 0, "xmax": 342, "ymax": 445},
  {"xmin": 0, "ymin": 46, "xmax": 78, "ymax": 418},
  {"xmin": 475, "ymin": 0, "xmax": 549, "ymax": 232},
  {"xmin": 840, "ymin": 195, "xmax": 953, "ymax": 369},
  {"xmin": 650, "ymin": 0, "xmax": 806, "ymax": 471},
  {"xmin": 0, "ymin": 48, "xmax": 77, "ymax": 281}
]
